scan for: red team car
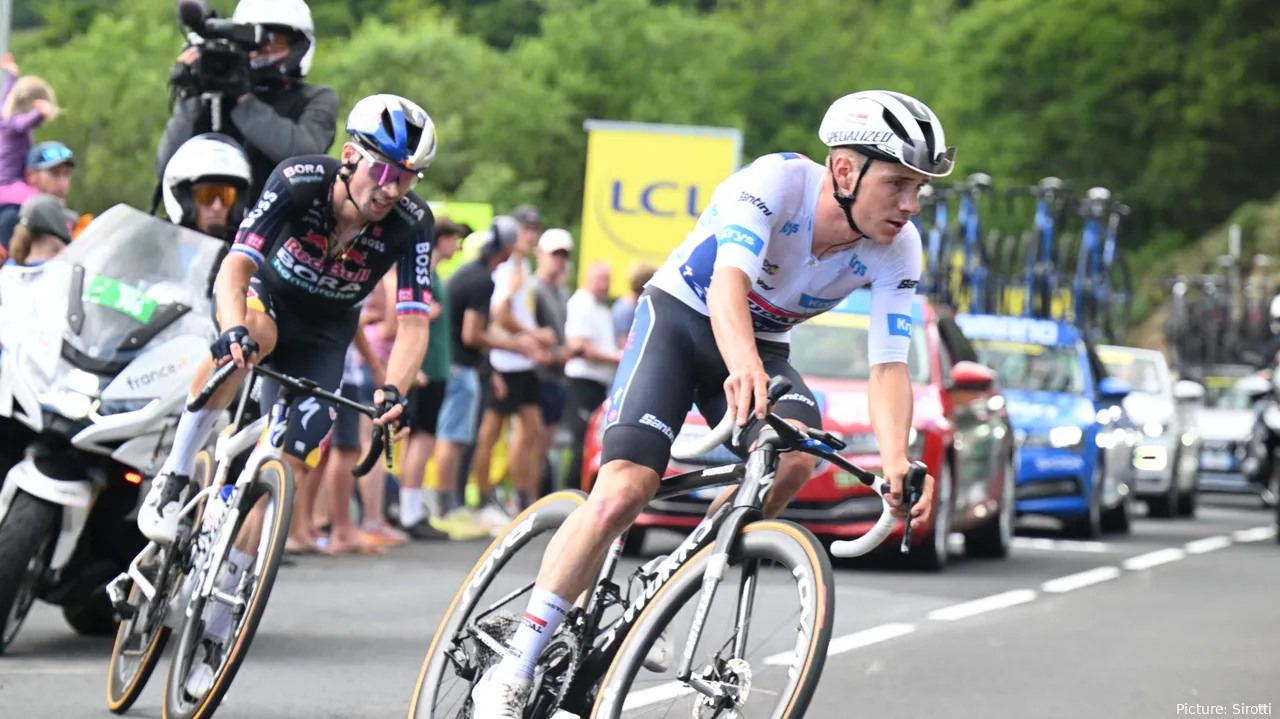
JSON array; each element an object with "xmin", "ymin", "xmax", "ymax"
[{"xmin": 580, "ymin": 290, "xmax": 1016, "ymax": 571}]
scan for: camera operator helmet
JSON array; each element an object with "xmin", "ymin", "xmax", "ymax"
[
  {"xmin": 345, "ymin": 94, "xmax": 438, "ymax": 175},
  {"xmin": 162, "ymin": 132, "xmax": 252, "ymax": 241},
  {"xmin": 1270, "ymin": 293, "xmax": 1280, "ymax": 335},
  {"xmin": 231, "ymin": 0, "xmax": 315, "ymax": 80}
]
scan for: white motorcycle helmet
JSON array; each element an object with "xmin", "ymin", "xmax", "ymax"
[
  {"xmin": 162, "ymin": 133, "xmax": 252, "ymax": 241},
  {"xmin": 1269, "ymin": 294, "xmax": 1280, "ymax": 335},
  {"xmin": 231, "ymin": 0, "xmax": 316, "ymax": 79},
  {"xmin": 818, "ymin": 90, "xmax": 956, "ymax": 234}
]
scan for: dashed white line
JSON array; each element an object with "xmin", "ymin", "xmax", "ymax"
[
  {"xmin": 1233, "ymin": 526, "xmax": 1276, "ymax": 543},
  {"xmin": 1184, "ymin": 536, "xmax": 1232, "ymax": 555},
  {"xmin": 1040, "ymin": 566, "xmax": 1122, "ymax": 593},
  {"xmin": 621, "ymin": 682, "xmax": 694, "ymax": 712},
  {"xmin": 1122, "ymin": 548, "xmax": 1186, "ymax": 571},
  {"xmin": 1012, "ymin": 537, "xmax": 1111, "ymax": 553},
  {"xmin": 825, "ymin": 622, "xmax": 917, "ymax": 657},
  {"xmin": 927, "ymin": 589, "xmax": 1037, "ymax": 622}
]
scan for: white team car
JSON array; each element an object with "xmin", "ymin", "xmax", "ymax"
[
  {"xmin": 1097, "ymin": 345, "xmax": 1202, "ymax": 517},
  {"xmin": 1186, "ymin": 365, "xmax": 1269, "ymax": 499}
]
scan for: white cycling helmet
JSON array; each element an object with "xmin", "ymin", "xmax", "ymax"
[
  {"xmin": 162, "ymin": 133, "xmax": 252, "ymax": 238},
  {"xmin": 819, "ymin": 90, "xmax": 955, "ymax": 178},
  {"xmin": 345, "ymin": 94, "xmax": 438, "ymax": 171},
  {"xmin": 232, "ymin": 0, "xmax": 315, "ymax": 78}
]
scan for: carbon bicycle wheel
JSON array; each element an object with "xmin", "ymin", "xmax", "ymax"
[
  {"xmin": 106, "ymin": 451, "xmax": 214, "ymax": 714},
  {"xmin": 408, "ymin": 490, "xmax": 588, "ymax": 719},
  {"xmin": 588, "ymin": 520, "xmax": 835, "ymax": 719},
  {"xmin": 162, "ymin": 458, "xmax": 294, "ymax": 719}
]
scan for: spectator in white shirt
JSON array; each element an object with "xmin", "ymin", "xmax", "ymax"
[{"xmin": 562, "ymin": 261, "xmax": 622, "ymax": 488}]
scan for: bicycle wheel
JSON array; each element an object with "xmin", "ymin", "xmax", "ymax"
[
  {"xmin": 106, "ymin": 450, "xmax": 214, "ymax": 714},
  {"xmin": 589, "ymin": 520, "xmax": 835, "ymax": 719},
  {"xmin": 408, "ymin": 489, "xmax": 587, "ymax": 719},
  {"xmin": 162, "ymin": 458, "xmax": 294, "ymax": 719}
]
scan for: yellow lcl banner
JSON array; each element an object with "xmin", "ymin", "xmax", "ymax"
[{"xmin": 578, "ymin": 120, "xmax": 743, "ymax": 292}]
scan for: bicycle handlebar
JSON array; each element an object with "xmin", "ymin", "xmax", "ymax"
[
  {"xmin": 670, "ymin": 375, "xmax": 929, "ymax": 558},
  {"xmin": 188, "ymin": 341, "xmax": 393, "ymax": 477}
]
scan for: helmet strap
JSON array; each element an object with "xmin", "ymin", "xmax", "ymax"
[{"xmin": 829, "ymin": 153, "xmax": 874, "ymax": 238}]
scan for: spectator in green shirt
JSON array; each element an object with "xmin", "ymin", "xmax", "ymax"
[{"xmin": 398, "ymin": 217, "xmax": 466, "ymax": 539}]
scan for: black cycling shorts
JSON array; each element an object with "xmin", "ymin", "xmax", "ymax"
[
  {"xmin": 217, "ymin": 276, "xmax": 359, "ymax": 468},
  {"xmin": 600, "ymin": 287, "xmax": 822, "ymax": 477}
]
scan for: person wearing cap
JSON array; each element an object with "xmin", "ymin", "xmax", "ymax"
[
  {"xmin": 469, "ymin": 208, "xmax": 557, "ymax": 531},
  {"xmin": 7, "ymin": 193, "xmax": 71, "ymax": 266},
  {"xmin": 528, "ymin": 228, "xmax": 576, "ymax": 498},
  {"xmin": 429, "ymin": 216, "xmax": 548, "ymax": 539},
  {"xmin": 0, "ymin": 140, "xmax": 77, "ymax": 256}
]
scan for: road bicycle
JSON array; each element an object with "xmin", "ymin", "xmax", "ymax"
[
  {"xmin": 952, "ymin": 172, "xmax": 996, "ymax": 314},
  {"xmin": 408, "ymin": 375, "xmax": 927, "ymax": 718},
  {"xmin": 1018, "ymin": 176, "xmax": 1073, "ymax": 319},
  {"xmin": 1098, "ymin": 200, "xmax": 1133, "ymax": 343},
  {"xmin": 104, "ymin": 341, "xmax": 392, "ymax": 719},
  {"xmin": 919, "ymin": 183, "xmax": 953, "ymax": 304}
]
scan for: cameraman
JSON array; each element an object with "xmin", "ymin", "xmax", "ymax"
[{"xmin": 155, "ymin": 0, "xmax": 337, "ymax": 202}]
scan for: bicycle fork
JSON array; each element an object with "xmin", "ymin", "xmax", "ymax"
[{"xmin": 678, "ymin": 449, "xmax": 776, "ymax": 702}]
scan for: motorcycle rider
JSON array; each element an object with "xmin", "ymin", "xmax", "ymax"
[
  {"xmin": 156, "ymin": 0, "xmax": 338, "ymax": 203},
  {"xmin": 162, "ymin": 132, "xmax": 253, "ymax": 244}
]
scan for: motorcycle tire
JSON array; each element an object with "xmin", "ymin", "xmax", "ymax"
[{"xmin": 0, "ymin": 491, "xmax": 59, "ymax": 654}]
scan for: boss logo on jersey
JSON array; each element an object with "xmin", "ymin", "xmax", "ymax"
[
  {"xmin": 282, "ymin": 163, "xmax": 325, "ymax": 179},
  {"xmin": 717, "ymin": 224, "xmax": 764, "ymax": 255},
  {"xmin": 798, "ymin": 293, "xmax": 842, "ymax": 311},
  {"xmin": 780, "ymin": 221, "xmax": 800, "ymax": 236},
  {"xmin": 415, "ymin": 245, "xmax": 431, "ymax": 287},
  {"xmin": 365, "ymin": 238, "xmax": 386, "ymax": 252},
  {"xmin": 239, "ymin": 191, "xmax": 278, "ymax": 229},
  {"xmin": 849, "ymin": 255, "xmax": 868, "ymax": 276},
  {"xmin": 396, "ymin": 196, "xmax": 426, "ymax": 223},
  {"xmin": 737, "ymin": 192, "xmax": 774, "ymax": 217},
  {"xmin": 898, "ymin": 279, "xmax": 919, "ymax": 289},
  {"xmin": 888, "ymin": 313, "xmax": 912, "ymax": 338},
  {"xmin": 824, "ymin": 130, "xmax": 894, "ymax": 146}
]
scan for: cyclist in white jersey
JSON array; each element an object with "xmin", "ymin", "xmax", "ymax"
[{"xmin": 471, "ymin": 89, "xmax": 957, "ymax": 716}]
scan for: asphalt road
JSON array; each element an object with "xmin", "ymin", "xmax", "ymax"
[{"xmin": 2, "ymin": 496, "xmax": 1277, "ymax": 719}]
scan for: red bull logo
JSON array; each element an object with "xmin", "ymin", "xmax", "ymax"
[
  {"xmin": 343, "ymin": 248, "xmax": 369, "ymax": 266},
  {"xmin": 296, "ymin": 232, "xmax": 327, "ymax": 254}
]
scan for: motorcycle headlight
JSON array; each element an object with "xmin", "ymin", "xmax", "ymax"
[{"xmin": 39, "ymin": 389, "xmax": 95, "ymax": 420}]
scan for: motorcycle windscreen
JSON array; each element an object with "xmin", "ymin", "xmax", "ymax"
[{"xmin": 4, "ymin": 204, "xmax": 223, "ymax": 380}]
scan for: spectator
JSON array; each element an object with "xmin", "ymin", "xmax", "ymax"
[
  {"xmin": 611, "ymin": 261, "xmax": 657, "ymax": 347},
  {"xmin": 7, "ymin": 193, "xmax": 71, "ymax": 267},
  {"xmin": 397, "ymin": 216, "xmax": 466, "ymax": 540},
  {"xmin": 562, "ymin": 261, "xmax": 622, "ymax": 489},
  {"xmin": 0, "ymin": 53, "xmax": 58, "ymax": 186},
  {"xmin": 156, "ymin": 0, "xmax": 338, "ymax": 203},
  {"xmin": 529, "ymin": 228, "xmax": 575, "ymax": 495},
  {"xmin": 470, "ymin": 208, "xmax": 554, "ymax": 526},
  {"xmin": 431, "ymin": 218, "xmax": 543, "ymax": 538}
]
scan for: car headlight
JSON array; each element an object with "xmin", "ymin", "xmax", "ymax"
[
  {"xmin": 1022, "ymin": 425, "xmax": 1084, "ymax": 451},
  {"xmin": 1143, "ymin": 421, "xmax": 1166, "ymax": 438}
]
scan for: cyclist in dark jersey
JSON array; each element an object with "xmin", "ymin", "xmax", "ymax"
[{"xmin": 138, "ymin": 93, "xmax": 440, "ymax": 549}]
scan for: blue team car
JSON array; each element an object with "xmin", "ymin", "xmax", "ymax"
[{"xmin": 954, "ymin": 313, "xmax": 1137, "ymax": 538}]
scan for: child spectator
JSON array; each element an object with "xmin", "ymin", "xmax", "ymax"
[{"xmin": 0, "ymin": 53, "xmax": 59, "ymax": 186}]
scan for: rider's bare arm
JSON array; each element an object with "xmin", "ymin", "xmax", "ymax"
[
  {"xmin": 383, "ymin": 313, "xmax": 430, "ymax": 396},
  {"xmin": 868, "ymin": 361, "xmax": 913, "ymax": 474},
  {"xmin": 212, "ymin": 252, "xmax": 257, "ymax": 332},
  {"xmin": 708, "ymin": 267, "xmax": 764, "ymax": 373}
]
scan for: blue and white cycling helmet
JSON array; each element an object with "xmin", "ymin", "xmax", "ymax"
[{"xmin": 345, "ymin": 94, "xmax": 438, "ymax": 172}]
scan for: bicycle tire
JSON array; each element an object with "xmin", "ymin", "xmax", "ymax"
[
  {"xmin": 408, "ymin": 489, "xmax": 588, "ymax": 719},
  {"xmin": 106, "ymin": 451, "xmax": 215, "ymax": 714},
  {"xmin": 589, "ymin": 520, "xmax": 835, "ymax": 719},
  {"xmin": 162, "ymin": 458, "xmax": 294, "ymax": 719}
]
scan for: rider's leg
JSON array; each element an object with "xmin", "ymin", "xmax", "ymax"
[{"xmin": 138, "ymin": 308, "xmax": 279, "ymax": 544}]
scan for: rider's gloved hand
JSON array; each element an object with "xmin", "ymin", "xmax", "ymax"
[
  {"xmin": 211, "ymin": 326, "xmax": 257, "ymax": 369},
  {"xmin": 372, "ymin": 384, "xmax": 409, "ymax": 432}
]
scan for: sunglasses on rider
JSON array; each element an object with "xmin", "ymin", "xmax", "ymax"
[
  {"xmin": 193, "ymin": 184, "xmax": 237, "ymax": 207},
  {"xmin": 352, "ymin": 144, "xmax": 421, "ymax": 190}
]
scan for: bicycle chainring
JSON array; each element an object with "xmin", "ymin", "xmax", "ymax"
[{"xmin": 533, "ymin": 610, "xmax": 585, "ymax": 714}]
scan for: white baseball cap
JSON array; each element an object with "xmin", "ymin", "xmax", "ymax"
[{"xmin": 538, "ymin": 228, "xmax": 574, "ymax": 254}]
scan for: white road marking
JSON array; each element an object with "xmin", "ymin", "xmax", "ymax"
[
  {"xmin": 1040, "ymin": 566, "xmax": 1122, "ymax": 593},
  {"xmin": 1012, "ymin": 536, "xmax": 1111, "ymax": 553},
  {"xmin": 1122, "ymin": 548, "xmax": 1186, "ymax": 571},
  {"xmin": 823, "ymin": 622, "xmax": 917, "ymax": 658},
  {"xmin": 1184, "ymin": 536, "xmax": 1232, "ymax": 555},
  {"xmin": 0, "ymin": 663, "xmax": 99, "ymax": 675},
  {"xmin": 622, "ymin": 682, "xmax": 694, "ymax": 712},
  {"xmin": 1233, "ymin": 526, "xmax": 1276, "ymax": 543},
  {"xmin": 927, "ymin": 589, "xmax": 1038, "ymax": 622}
]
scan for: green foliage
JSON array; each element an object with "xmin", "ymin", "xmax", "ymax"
[{"xmin": 10, "ymin": 0, "xmax": 1280, "ymax": 260}]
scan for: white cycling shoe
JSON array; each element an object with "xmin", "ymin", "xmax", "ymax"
[
  {"xmin": 137, "ymin": 473, "xmax": 187, "ymax": 545},
  {"xmin": 470, "ymin": 666, "xmax": 532, "ymax": 719}
]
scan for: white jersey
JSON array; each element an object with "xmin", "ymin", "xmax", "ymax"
[{"xmin": 647, "ymin": 152, "xmax": 923, "ymax": 366}]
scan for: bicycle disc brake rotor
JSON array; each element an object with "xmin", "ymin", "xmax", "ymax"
[{"xmin": 690, "ymin": 658, "xmax": 752, "ymax": 718}]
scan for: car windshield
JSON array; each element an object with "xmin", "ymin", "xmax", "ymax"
[
  {"xmin": 1097, "ymin": 349, "xmax": 1168, "ymax": 396},
  {"xmin": 1202, "ymin": 378, "xmax": 1256, "ymax": 410},
  {"xmin": 790, "ymin": 312, "xmax": 931, "ymax": 382},
  {"xmin": 970, "ymin": 340, "xmax": 1084, "ymax": 393}
]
